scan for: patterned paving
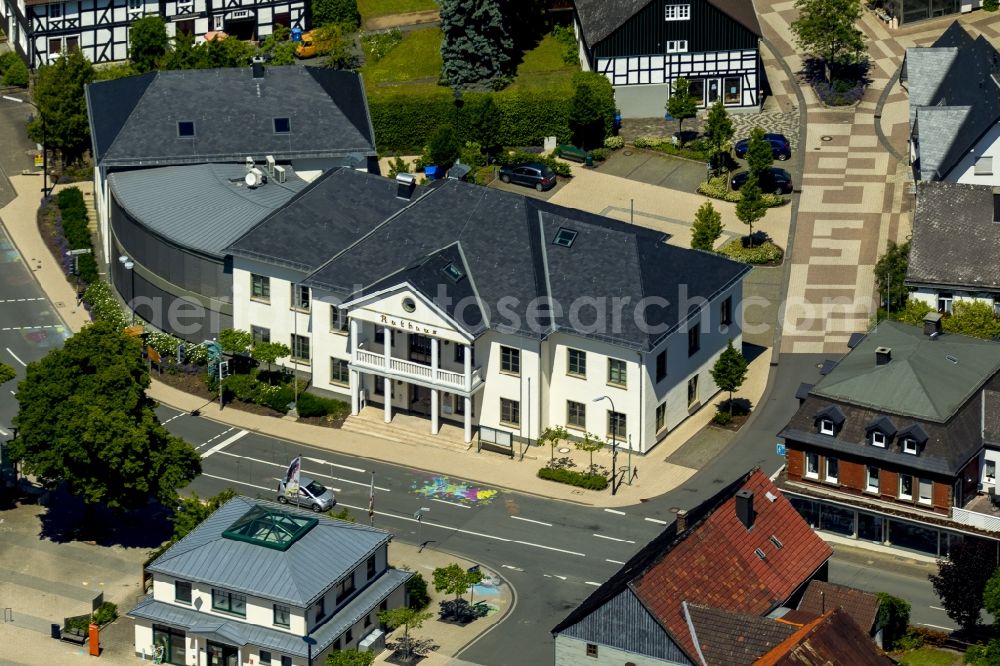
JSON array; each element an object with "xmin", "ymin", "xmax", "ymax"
[{"xmin": 759, "ymin": 3, "xmax": 1000, "ymax": 354}]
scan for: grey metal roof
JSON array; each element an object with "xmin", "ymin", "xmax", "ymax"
[
  {"xmin": 905, "ymin": 23, "xmax": 1000, "ymax": 181},
  {"xmin": 147, "ymin": 497, "xmax": 390, "ymax": 607},
  {"xmin": 228, "ymin": 168, "xmax": 419, "ymax": 272},
  {"xmin": 297, "ymin": 178, "xmax": 749, "ymax": 352},
  {"xmin": 109, "ymin": 163, "xmax": 308, "ymax": 258},
  {"xmin": 906, "ymin": 181, "xmax": 1000, "ymax": 292},
  {"xmin": 129, "ymin": 568, "xmax": 409, "ymax": 656},
  {"xmin": 86, "ymin": 66, "xmax": 376, "ymax": 168},
  {"xmin": 809, "ymin": 321, "xmax": 1000, "ymax": 422}
]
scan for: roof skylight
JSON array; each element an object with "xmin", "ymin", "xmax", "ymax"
[
  {"xmin": 553, "ymin": 227, "xmax": 578, "ymax": 247},
  {"xmin": 177, "ymin": 120, "xmax": 195, "ymax": 138},
  {"xmin": 442, "ymin": 262, "xmax": 465, "ymax": 283},
  {"xmin": 222, "ymin": 505, "xmax": 317, "ymax": 551},
  {"xmin": 274, "ymin": 117, "xmax": 291, "ymax": 134}
]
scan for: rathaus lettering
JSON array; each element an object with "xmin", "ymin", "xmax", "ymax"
[{"xmin": 379, "ymin": 314, "xmax": 438, "ymax": 336}]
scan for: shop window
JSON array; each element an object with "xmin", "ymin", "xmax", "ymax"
[{"xmin": 723, "ymin": 76, "xmax": 741, "ymax": 105}]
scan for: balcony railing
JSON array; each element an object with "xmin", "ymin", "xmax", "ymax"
[
  {"xmin": 353, "ymin": 349, "xmax": 482, "ymax": 391},
  {"xmin": 952, "ymin": 507, "xmax": 1000, "ymax": 533}
]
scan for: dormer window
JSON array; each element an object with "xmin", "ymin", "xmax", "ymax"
[
  {"xmin": 177, "ymin": 120, "xmax": 195, "ymax": 137},
  {"xmin": 902, "ymin": 438, "xmax": 917, "ymax": 455},
  {"xmin": 871, "ymin": 431, "xmax": 886, "ymax": 447},
  {"xmin": 819, "ymin": 419, "xmax": 834, "ymax": 436},
  {"xmin": 814, "ymin": 404, "xmax": 845, "ymax": 436}
]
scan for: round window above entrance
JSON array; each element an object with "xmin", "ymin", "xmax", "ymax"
[{"xmin": 402, "ymin": 297, "xmax": 416, "ymax": 313}]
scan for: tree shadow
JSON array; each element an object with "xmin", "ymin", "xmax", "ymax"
[
  {"xmin": 715, "ymin": 397, "xmax": 753, "ymax": 416},
  {"xmin": 742, "ymin": 342, "xmax": 768, "ymax": 364},
  {"xmin": 36, "ymin": 485, "xmax": 173, "ymax": 548}
]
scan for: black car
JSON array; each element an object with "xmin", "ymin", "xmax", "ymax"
[
  {"xmin": 730, "ymin": 168, "xmax": 793, "ymax": 195},
  {"xmin": 499, "ymin": 162, "xmax": 557, "ymax": 191},
  {"xmin": 734, "ymin": 133, "xmax": 791, "ymax": 161}
]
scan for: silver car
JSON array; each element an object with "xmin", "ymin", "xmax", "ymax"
[{"xmin": 276, "ymin": 476, "xmax": 336, "ymax": 512}]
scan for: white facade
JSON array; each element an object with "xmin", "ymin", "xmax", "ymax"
[
  {"xmin": 946, "ymin": 124, "xmax": 1000, "ymax": 186},
  {"xmin": 555, "ymin": 634, "xmax": 683, "ymax": 666},
  {"xmin": 909, "ymin": 288, "xmax": 1000, "ymax": 315}
]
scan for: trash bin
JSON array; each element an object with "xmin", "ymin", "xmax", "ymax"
[
  {"xmin": 291, "ymin": 27, "xmax": 302, "ymax": 42},
  {"xmin": 584, "ymin": 154, "xmax": 594, "ymax": 168},
  {"xmin": 613, "ymin": 110, "xmax": 622, "ymax": 135},
  {"xmin": 425, "ymin": 165, "xmax": 439, "ymax": 180}
]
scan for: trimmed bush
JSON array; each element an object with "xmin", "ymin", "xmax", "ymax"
[
  {"xmin": 92, "ymin": 601, "xmax": 118, "ymax": 626},
  {"xmin": 698, "ymin": 177, "xmax": 787, "ymax": 207},
  {"xmin": 712, "ymin": 411, "xmax": 733, "ymax": 425},
  {"xmin": 2, "ymin": 58, "xmax": 28, "ymax": 87},
  {"xmin": 406, "ymin": 573, "xmax": 431, "ymax": 611},
  {"xmin": 537, "ymin": 466, "xmax": 609, "ymax": 490},
  {"xmin": 83, "ymin": 280, "xmax": 129, "ymax": 329},
  {"xmin": 633, "ymin": 135, "xmax": 711, "ymax": 161},
  {"xmin": 0, "ymin": 361, "xmax": 15, "ymax": 385},
  {"xmin": 0, "ymin": 52, "xmax": 21, "ymax": 76},
  {"xmin": 717, "ymin": 238, "xmax": 784, "ymax": 265},
  {"xmin": 495, "ymin": 150, "xmax": 571, "ymax": 177},
  {"xmin": 296, "ymin": 391, "xmax": 350, "ymax": 419},
  {"xmin": 603, "ymin": 135, "xmax": 625, "ymax": 149}
]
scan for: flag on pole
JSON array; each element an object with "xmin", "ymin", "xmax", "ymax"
[
  {"xmin": 284, "ymin": 456, "xmax": 301, "ymax": 499},
  {"xmin": 368, "ymin": 471, "xmax": 375, "ymax": 525}
]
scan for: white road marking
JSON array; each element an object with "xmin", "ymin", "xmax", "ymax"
[
  {"xmin": 644, "ymin": 517, "xmax": 668, "ymax": 525},
  {"xmin": 215, "ymin": 451, "xmax": 390, "ymax": 491},
  {"xmin": 202, "ymin": 473, "xmax": 274, "ymax": 492},
  {"xmin": 0, "ymin": 427, "xmax": 7, "ymax": 436},
  {"xmin": 603, "ymin": 508, "xmax": 626, "ymax": 516},
  {"xmin": 1, "ymin": 325, "xmax": 60, "ymax": 331},
  {"xmin": 303, "ymin": 455, "xmax": 366, "ymax": 474},
  {"xmin": 514, "ymin": 541, "xmax": 586, "ymax": 557},
  {"xmin": 6, "ymin": 348, "xmax": 26, "ymax": 367},
  {"xmin": 161, "ymin": 412, "xmax": 186, "ymax": 426},
  {"xmin": 929, "ymin": 606, "xmax": 946, "ymax": 611},
  {"xmin": 202, "ymin": 430, "xmax": 249, "ymax": 457},
  {"xmin": 543, "ymin": 574, "xmax": 568, "ymax": 580},
  {"xmin": 196, "ymin": 427, "xmax": 235, "ymax": 450},
  {"xmin": 0, "ymin": 298, "xmax": 44, "ymax": 303},
  {"xmin": 501, "ymin": 565, "xmax": 523, "ymax": 572},
  {"xmin": 431, "ymin": 498, "xmax": 470, "ymax": 509},
  {"xmin": 918, "ymin": 623, "xmax": 953, "ymax": 631},
  {"xmin": 510, "ymin": 516, "xmax": 552, "ymax": 527},
  {"xmin": 584, "ymin": 581, "xmax": 601, "ymax": 587},
  {"xmin": 605, "ymin": 559, "xmax": 625, "ymax": 565},
  {"xmin": 593, "ymin": 534, "xmax": 636, "ymax": 544}
]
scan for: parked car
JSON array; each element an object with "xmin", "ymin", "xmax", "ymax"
[
  {"xmin": 499, "ymin": 162, "xmax": 557, "ymax": 191},
  {"xmin": 276, "ymin": 476, "xmax": 336, "ymax": 511},
  {"xmin": 554, "ymin": 144, "xmax": 589, "ymax": 163},
  {"xmin": 730, "ymin": 167, "xmax": 794, "ymax": 195},
  {"xmin": 734, "ymin": 133, "xmax": 791, "ymax": 161}
]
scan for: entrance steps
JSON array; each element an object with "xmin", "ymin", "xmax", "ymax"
[{"xmin": 341, "ymin": 408, "xmax": 472, "ymax": 452}]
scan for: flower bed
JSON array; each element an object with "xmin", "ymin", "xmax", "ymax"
[
  {"xmin": 633, "ymin": 135, "xmax": 711, "ymax": 162},
  {"xmin": 537, "ymin": 466, "xmax": 609, "ymax": 490},
  {"xmin": 717, "ymin": 238, "xmax": 784, "ymax": 265},
  {"xmin": 697, "ymin": 177, "xmax": 788, "ymax": 207}
]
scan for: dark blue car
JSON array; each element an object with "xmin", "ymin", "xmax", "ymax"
[
  {"xmin": 731, "ymin": 168, "xmax": 794, "ymax": 195},
  {"xmin": 734, "ymin": 133, "xmax": 791, "ymax": 161}
]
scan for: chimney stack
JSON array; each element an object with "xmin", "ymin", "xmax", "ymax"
[
  {"xmin": 675, "ymin": 509, "xmax": 688, "ymax": 533},
  {"xmin": 735, "ymin": 490, "xmax": 754, "ymax": 530},
  {"xmin": 251, "ymin": 57, "xmax": 265, "ymax": 79},
  {"xmin": 875, "ymin": 346, "xmax": 892, "ymax": 366},
  {"xmin": 395, "ymin": 172, "xmax": 416, "ymax": 200},
  {"xmin": 923, "ymin": 312, "xmax": 943, "ymax": 337}
]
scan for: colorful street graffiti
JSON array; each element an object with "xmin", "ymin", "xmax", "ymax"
[
  {"xmin": 470, "ymin": 568, "xmax": 503, "ymax": 616},
  {"xmin": 20, "ymin": 326, "xmax": 69, "ymax": 349},
  {"xmin": 411, "ymin": 476, "xmax": 499, "ymax": 506}
]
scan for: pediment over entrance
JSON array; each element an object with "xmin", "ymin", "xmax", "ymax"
[{"xmin": 345, "ymin": 284, "xmax": 474, "ymax": 344}]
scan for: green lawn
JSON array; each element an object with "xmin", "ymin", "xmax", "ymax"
[
  {"xmin": 361, "ymin": 27, "xmax": 442, "ymax": 84},
  {"xmin": 508, "ymin": 34, "xmax": 579, "ymax": 93},
  {"xmin": 358, "ymin": 0, "xmax": 437, "ymax": 20},
  {"xmin": 895, "ymin": 648, "xmax": 963, "ymax": 666}
]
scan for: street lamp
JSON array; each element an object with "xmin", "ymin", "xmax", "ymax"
[
  {"xmin": 2, "ymin": 95, "xmax": 47, "ymax": 197},
  {"xmin": 118, "ymin": 255, "xmax": 135, "ymax": 324},
  {"xmin": 592, "ymin": 395, "xmax": 619, "ymax": 496}
]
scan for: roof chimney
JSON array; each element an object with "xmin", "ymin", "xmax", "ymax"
[
  {"xmin": 923, "ymin": 312, "xmax": 943, "ymax": 337},
  {"xmin": 875, "ymin": 346, "xmax": 892, "ymax": 366},
  {"xmin": 251, "ymin": 57, "xmax": 265, "ymax": 79},
  {"xmin": 735, "ymin": 490, "xmax": 754, "ymax": 530},
  {"xmin": 675, "ymin": 509, "xmax": 688, "ymax": 533},
  {"xmin": 395, "ymin": 172, "xmax": 416, "ymax": 200}
]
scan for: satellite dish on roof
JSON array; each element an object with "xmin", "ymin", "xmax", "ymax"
[{"xmin": 244, "ymin": 168, "xmax": 265, "ymax": 188}]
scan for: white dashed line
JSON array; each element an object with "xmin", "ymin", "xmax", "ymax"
[
  {"xmin": 918, "ymin": 623, "xmax": 953, "ymax": 631},
  {"xmin": 196, "ymin": 427, "xmax": 235, "ymax": 451},
  {"xmin": 202, "ymin": 430, "xmax": 249, "ymax": 457},
  {"xmin": 303, "ymin": 456, "xmax": 366, "ymax": 473},
  {"xmin": 161, "ymin": 413, "xmax": 186, "ymax": 426},
  {"xmin": 514, "ymin": 541, "xmax": 585, "ymax": 557},
  {"xmin": 930, "ymin": 606, "xmax": 946, "ymax": 611},
  {"xmin": 1, "ymin": 325, "xmax": 60, "ymax": 331},
  {"xmin": 0, "ymin": 427, "xmax": 7, "ymax": 437},
  {"xmin": 216, "ymin": 452, "xmax": 390, "ymax": 492},
  {"xmin": 593, "ymin": 534, "xmax": 636, "ymax": 544},
  {"xmin": 605, "ymin": 559, "xmax": 625, "ymax": 565},
  {"xmin": 510, "ymin": 516, "xmax": 553, "ymax": 527},
  {"xmin": 644, "ymin": 517, "xmax": 668, "ymax": 525},
  {"xmin": 501, "ymin": 564, "xmax": 524, "ymax": 571},
  {"xmin": 603, "ymin": 508, "xmax": 626, "ymax": 516},
  {"xmin": 5, "ymin": 348, "xmax": 26, "ymax": 367},
  {"xmin": 543, "ymin": 574, "xmax": 568, "ymax": 581},
  {"xmin": 0, "ymin": 298, "xmax": 44, "ymax": 304},
  {"xmin": 584, "ymin": 581, "xmax": 601, "ymax": 587}
]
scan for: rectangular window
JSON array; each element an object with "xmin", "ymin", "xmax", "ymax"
[
  {"xmin": 177, "ymin": 120, "xmax": 195, "ymax": 137},
  {"xmin": 664, "ymin": 3, "xmax": 690, "ymax": 20},
  {"xmin": 152, "ymin": 624, "xmax": 187, "ymax": 666},
  {"xmin": 364, "ymin": 612, "xmax": 372, "ymax": 627},
  {"xmin": 586, "ymin": 643, "xmax": 599, "ymax": 657},
  {"xmin": 825, "ymin": 456, "xmax": 838, "ymax": 483},
  {"xmin": 567, "ymin": 400, "xmax": 586, "ymax": 429},
  {"xmin": 49, "ymin": 4, "xmax": 61, "ymax": 17},
  {"xmin": 607, "ymin": 359, "xmax": 627, "ymax": 387},
  {"xmin": 819, "ymin": 419, "xmax": 834, "ymax": 436},
  {"xmin": 336, "ymin": 575, "xmax": 356, "ymax": 603},
  {"xmin": 291, "ymin": 334, "xmax": 310, "ymax": 362},
  {"xmin": 174, "ymin": 580, "xmax": 192, "ymax": 604},
  {"xmin": 666, "ymin": 40, "xmax": 688, "ymax": 53},
  {"xmin": 211, "ymin": 589, "xmax": 246, "ymax": 617},
  {"xmin": 273, "ymin": 604, "xmax": 290, "ymax": 627},
  {"xmin": 656, "ymin": 350, "xmax": 667, "ymax": 382},
  {"xmin": 330, "ymin": 358, "xmax": 349, "ymax": 386},
  {"xmin": 375, "ymin": 326, "xmax": 396, "ymax": 348},
  {"xmin": 899, "ymin": 474, "xmax": 913, "ymax": 500},
  {"xmin": 251, "ymin": 325, "xmax": 270, "ymax": 345},
  {"xmin": 871, "ymin": 431, "xmax": 886, "ymax": 447},
  {"xmin": 454, "ymin": 344, "xmax": 474, "ymax": 364},
  {"xmin": 688, "ymin": 323, "xmax": 700, "ymax": 356},
  {"xmin": 865, "ymin": 466, "xmax": 880, "ymax": 493},
  {"xmin": 902, "ymin": 438, "xmax": 917, "ymax": 455},
  {"xmin": 655, "ymin": 402, "xmax": 666, "ymax": 432},
  {"xmin": 500, "ymin": 346, "xmax": 520, "ymax": 375},
  {"xmin": 281, "ymin": 657, "xmax": 292, "ymax": 666},
  {"xmin": 66, "ymin": 37, "xmax": 79, "ymax": 53},
  {"xmin": 251, "ymin": 274, "xmax": 270, "ymax": 301},
  {"xmin": 331, "ymin": 306, "xmax": 348, "ymax": 332},
  {"xmin": 314, "ymin": 597, "xmax": 326, "ymax": 622},
  {"xmin": 366, "ymin": 554, "xmax": 376, "ymax": 579},
  {"xmin": 345, "ymin": 627, "xmax": 353, "ymax": 643},
  {"xmin": 259, "ymin": 651, "xmax": 271, "ymax": 665},
  {"xmin": 292, "ymin": 284, "xmax": 310, "ymax": 311},
  {"xmin": 986, "ymin": 460, "xmax": 997, "ymax": 483},
  {"xmin": 48, "ymin": 37, "xmax": 62, "ymax": 53},
  {"xmin": 975, "ymin": 155, "xmax": 993, "ymax": 176},
  {"xmin": 918, "ymin": 478, "xmax": 933, "ymax": 505},
  {"xmin": 805, "ymin": 452, "xmax": 819, "ymax": 479},
  {"xmin": 723, "ymin": 76, "xmax": 742, "ymax": 105},
  {"xmin": 128, "ymin": 0, "xmax": 141, "ymax": 9},
  {"xmin": 567, "ymin": 349, "xmax": 586, "ymax": 377},
  {"xmin": 687, "ymin": 375, "xmax": 698, "ymax": 408},
  {"xmin": 274, "ymin": 117, "xmax": 291, "ymax": 134},
  {"xmin": 500, "ymin": 398, "xmax": 520, "ymax": 426},
  {"xmin": 720, "ymin": 297, "xmax": 733, "ymax": 326},
  {"xmin": 938, "ymin": 293, "xmax": 953, "ymax": 314},
  {"xmin": 608, "ymin": 411, "xmax": 626, "ymax": 439}
]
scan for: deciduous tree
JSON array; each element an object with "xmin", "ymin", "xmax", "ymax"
[
  {"xmin": 984, "ymin": 569, "xmax": 1000, "ymax": 626},
  {"xmin": 377, "ymin": 607, "xmax": 433, "ymax": 660},
  {"xmin": 171, "ymin": 489, "xmax": 237, "ymax": 541},
  {"xmin": 539, "ymin": 425, "xmax": 569, "ymax": 461},
  {"xmin": 251, "ymin": 341, "xmax": 291, "ymax": 381},
  {"xmin": 10, "ymin": 321, "xmax": 201, "ymax": 512},
  {"xmin": 874, "ymin": 240, "xmax": 910, "ymax": 311},
  {"xmin": 929, "ymin": 538, "xmax": 996, "ymax": 632},
  {"xmin": 791, "ymin": 0, "xmax": 867, "ymax": 68},
  {"xmin": 568, "ymin": 72, "xmax": 615, "ymax": 149},
  {"xmin": 574, "ymin": 432, "xmax": 604, "ymax": 474},
  {"xmin": 129, "ymin": 15, "xmax": 169, "ymax": 73},
  {"xmin": 218, "ymin": 328, "xmax": 253, "ymax": 355},
  {"xmin": 703, "ymin": 100, "xmax": 735, "ymax": 175},
  {"xmin": 736, "ymin": 180, "xmax": 767, "ymax": 246},
  {"xmin": 28, "ymin": 50, "xmax": 95, "ymax": 166},
  {"xmin": 433, "ymin": 563, "xmax": 483, "ymax": 600},
  {"xmin": 312, "ymin": 0, "xmax": 360, "ymax": 30},
  {"xmin": 259, "ymin": 25, "xmax": 297, "ymax": 66},
  {"xmin": 440, "ymin": 0, "xmax": 511, "ymax": 87},
  {"xmin": 710, "ymin": 339, "xmax": 748, "ymax": 416},
  {"xmin": 666, "ymin": 77, "xmax": 698, "ymax": 136},
  {"xmin": 691, "ymin": 201, "xmax": 723, "ymax": 251},
  {"xmin": 744, "ymin": 126, "xmax": 773, "ymax": 180}
]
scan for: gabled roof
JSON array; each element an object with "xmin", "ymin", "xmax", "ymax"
[
  {"xmin": 573, "ymin": 0, "xmax": 760, "ymax": 48},
  {"xmin": 905, "ymin": 22, "xmax": 1000, "ymax": 181},
  {"xmin": 796, "ymin": 580, "xmax": 880, "ymax": 634},
  {"xmin": 865, "ymin": 415, "xmax": 897, "ymax": 437},
  {"xmin": 897, "ymin": 422, "xmax": 929, "ymax": 445},
  {"xmin": 754, "ymin": 609, "xmax": 893, "ymax": 665},
  {"xmin": 985, "ymin": 391, "xmax": 1000, "ymax": 445},
  {"xmin": 809, "ymin": 321, "xmax": 1000, "ymax": 423},
  {"xmin": 685, "ymin": 604, "xmax": 798, "ymax": 666},
  {"xmin": 814, "ymin": 404, "xmax": 845, "ymax": 427},
  {"xmin": 86, "ymin": 66, "xmax": 376, "ymax": 168},
  {"xmin": 552, "ymin": 469, "xmax": 832, "ymax": 662},
  {"xmin": 906, "ymin": 182, "xmax": 1000, "ymax": 292},
  {"xmin": 147, "ymin": 497, "xmax": 390, "ymax": 607}
]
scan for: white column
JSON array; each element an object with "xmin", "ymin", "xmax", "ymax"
[
  {"xmin": 350, "ymin": 370, "xmax": 359, "ymax": 415},
  {"xmin": 430, "ymin": 338, "xmax": 439, "ymax": 435},
  {"xmin": 464, "ymin": 397, "xmax": 472, "ymax": 443},
  {"xmin": 464, "ymin": 343, "xmax": 472, "ymax": 390},
  {"xmin": 383, "ymin": 326, "xmax": 392, "ymax": 423}
]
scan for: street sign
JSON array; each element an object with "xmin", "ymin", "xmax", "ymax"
[
  {"xmin": 776, "ymin": 443, "xmax": 786, "ymax": 456},
  {"xmin": 66, "ymin": 248, "xmax": 92, "ymax": 256},
  {"xmin": 218, "ymin": 360, "xmax": 230, "ymax": 381}
]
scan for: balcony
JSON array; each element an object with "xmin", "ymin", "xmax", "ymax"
[
  {"xmin": 352, "ymin": 349, "xmax": 484, "ymax": 393},
  {"xmin": 952, "ymin": 494, "xmax": 1000, "ymax": 533}
]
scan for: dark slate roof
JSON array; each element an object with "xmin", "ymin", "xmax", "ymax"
[
  {"xmin": 796, "ymin": 580, "xmax": 880, "ymax": 634},
  {"xmin": 298, "ymin": 178, "xmax": 749, "ymax": 351},
  {"xmin": 147, "ymin": 496, "xmax": 390, "ymax": 607},
  {"xmin": 129, "ymin": 567, "xmax": 410, "ymax": 656},
  {"xmin": 907, "ymin": 182, "xmax": 1000, "ymax": 292},
  {"xmin": 848, "ymin": 332, "xmax": 867, "ymax": 349},
  {"xmin": 573, "ymin": 0, "xmax": 760, "ymax": 47},
  {"xmin": 110, "ymin": 163, "xmax": 308, "ymax": 258},
  {"xmin": 86, "ymin": 66, "xmax": 376, "ymax": 168},
  {"xmin": 985, "ymin": 391, "xmax": 1000, "ymax": 445},
  {"xmin": 905, "ymin": 23, "xmax": 1000, "ymax": 181},
  {"xmin": 227, "ymin": 169, "xmax": 420, "ymax": 273},
  {"xmin": 819, "ymin": 359, "xmax": 838, "ymax": 376},
  {"xmin": 552, "ymin": 469, "xmax": 831, "ymax": 662},
  {"xmin": 795, "ymin": 383, "xmax": 814, "ymax": 401},
  {"xmin": 685, "ymin": 604, "xmax": 798, "ymax": 666},
  {"xmin": 865, "ymin": 415, "xmax": 897, "ymax": 436},
  {"xmin": 756, "ymin": 609, "xmax": 894, "ymax": 665},
  {"xmin": 815, "ymin": 404, "xmax": 845, "ymax": 427},
  {"xmin": 706, "ymin": 0, "xmax": 762, "ymax": 37},
  {"xmin": 808, "ymin": 321, "xmax": 1000, "ymax": 422},
  {"xmin": 780, "ymin": 393, "xmax": 984, "ymax": 477}
]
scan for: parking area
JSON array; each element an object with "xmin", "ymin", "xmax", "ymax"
[
  {"xmin": 597, "ymin": 149, "xmax": 709, "ymax": 191},
  {"xmin": 487, "ymin": 172, "xmax": 566, "ymax": 200}
]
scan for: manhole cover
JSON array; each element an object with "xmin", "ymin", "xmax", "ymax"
[
  {"xmin": 558, "ymin": 447, "xmax": 571, "ymax": 453},
  {"xmin": 821, "ymin": 135, "xmax": 833, "ymax": 142},
  {"xmin": 623, "ymin": 150, "xmax": 633, "ymax": 156}
]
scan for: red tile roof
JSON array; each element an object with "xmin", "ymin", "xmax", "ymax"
[
  {"xmin": 754, "ymin": 608, "xmax": 894, "ymax": 665},
  {"xmin": 631, "ymin": 469, "xmax": 832, "ymax": 658},
  {"xmin": 797, "ymin": 579, "xmax": 881, "ymax": 633}
]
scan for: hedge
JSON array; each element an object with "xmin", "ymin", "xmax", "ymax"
[
  {"xmin": 0, "ymin": 361, "xmax": 15, "ymax": 385},
  {"xmin": 54, "ymin": 187, "xmax": 98, "ymax": 284},
  {"xmin": 537, "ymin": 466, "xmax": 609, "ymax": 490},
  {"xmin": 717, "ymin": 239, "xmax": 784, "ymax": 265},
  {"xmin": 295, "ymin": 391, "xmax": 350, "ymax": 420},
  {"xmin": 697, "ymin": 177, "xmax": 787, "ymax": 208}
]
